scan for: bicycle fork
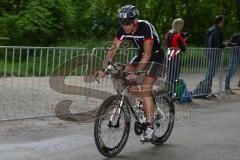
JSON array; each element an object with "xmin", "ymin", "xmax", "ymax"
[{"xmin": 108, "ymin": 96, "xmax": 124, "ymax": 128}]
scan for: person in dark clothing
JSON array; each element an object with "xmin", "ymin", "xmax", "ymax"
[
  {"xmin": 204, "ymin": 18, "xmax": 225, "ymax": 48},
  {"xmin": 225, "ymin": 33, "xmax": 240, "ymax": 94},
  {"xmin": 192, "ymin": 15, "xmax": 226, "ymax": 96},
  {"xmin": 165, "ymin": 18, "xmax": 187, "ymax": 96}
]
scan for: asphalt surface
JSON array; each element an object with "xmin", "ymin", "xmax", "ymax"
[{"xmin": 0, "ymin": 98, "xmax": 240, "ymax": 160}]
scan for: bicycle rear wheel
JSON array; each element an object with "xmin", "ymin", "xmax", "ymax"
[
  {"xmin": 150, "ymin": 96, "xmax": 175, "ymax": 146},
  {"xmin": 94, "ymin": 95, "xmax": 131, "ymax": 157}
]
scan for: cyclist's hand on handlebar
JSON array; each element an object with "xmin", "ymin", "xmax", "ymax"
[
  {"xmin": 95, "ymin": 70, "xmax": 106, "ymax": 83},
  {"xmin": 127, "ymin": 73, "xmax": 138, "ymax": 80},
  {"xmin": 103, "ymin": 59, "xmax": 113, "ymax": 69},
  {"xmin": 97, "ymin": 70, "xmax": 106, "ymax": 79}
]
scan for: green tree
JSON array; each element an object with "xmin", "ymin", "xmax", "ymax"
[{"xmin": 0, "ymin": 0, "xmax": 240, "ymax": 46}]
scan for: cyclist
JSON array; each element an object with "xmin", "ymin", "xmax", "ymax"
[{"xmin": 98, "ymin": 5, "xmax": 165, "ymax": 141}]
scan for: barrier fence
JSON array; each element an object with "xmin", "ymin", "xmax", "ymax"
[
  {"xmin": 0, "ymin": 46, "xmax": 91, "ymax": 121},
  {"xmin": 0, "ymin": 46, "xmax": 239, "ymax": 121}
]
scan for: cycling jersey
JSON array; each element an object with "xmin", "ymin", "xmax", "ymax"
[
  {"xmin": 116, "ymin": 20, "xmax": 163, "ymax": 56},
  {"xmin": 204, "ymin": 25, "xmax": 224, "ymax": 48}
]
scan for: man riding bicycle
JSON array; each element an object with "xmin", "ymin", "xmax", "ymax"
[{"xmin": 98, "ymin": 5, "xmax": 165, "ymax": 141}]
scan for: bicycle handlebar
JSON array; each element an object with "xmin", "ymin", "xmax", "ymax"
[
  {"xmin": 106, "ymin": 61, "xmax": 147, "ymax": 76},
  {"xmin": 95, "ymin": 60, "xmax": 147, "ymax": 83}
]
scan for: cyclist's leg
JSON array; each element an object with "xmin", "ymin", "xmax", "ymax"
[
  {"xmin": 141, "ymin": 53, "xmax": 164, "ymax": 140},
  {"xmin": 141, "ymin": 75, "xmax": 155, "ymax": 123},
  {"xmin": 142, "ymin": 53, "xmax": 165, "ymax": 121},
  {"xmin": 142, "ymin": 53, "xmax": 164, "ymax": 122},
  {"xmin": 141, "ymin": 74, "xmax": 156, "ymax": 140}
]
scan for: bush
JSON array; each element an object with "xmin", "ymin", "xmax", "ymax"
[{"xmin": 2, "ymin": 0, "xmax": 76, "ymax": 45}]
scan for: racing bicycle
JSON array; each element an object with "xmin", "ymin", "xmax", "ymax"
[{"xmin": 94, "ymin": 60, "xmax": 175, "ymax": 157}]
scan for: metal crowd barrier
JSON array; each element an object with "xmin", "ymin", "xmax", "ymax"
[
  {"xmin": 177, "ymin": 48, "xmax": 224, "ymax": 99},
  {"xmin": 221, "ymin": 47, "xmax": 240, "ymax": 91},
  {"xmin": 166, "ymin": 47, "xmax": 239, "ymax": 99},
  {"xmin": 0, "ymin": 46, "xmax": 91, "ymax": 121},
  {"xmin": 0, "ymin": 46, "xmax": 239, "ymax": 121}
]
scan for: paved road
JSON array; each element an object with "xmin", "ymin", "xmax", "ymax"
[{"xmin": 0, "ymin": 99, "xmax": 240, "ymax": 160}]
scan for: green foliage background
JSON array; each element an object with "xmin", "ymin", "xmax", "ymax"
[{"xmin": 0, "ymin": 0, "xmax": 240, "ymax": 46}]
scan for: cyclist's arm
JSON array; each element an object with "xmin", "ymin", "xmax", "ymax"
[
  {"xmin": 104, "ymin": 37, "xmax": 122, "ymax": 68},
  {"xmin": 136, "ymin": 39, "xmax": 153, "ymax": 70}
]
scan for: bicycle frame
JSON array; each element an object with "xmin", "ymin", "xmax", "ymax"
[
  {"xmin": 108, "ymin": 86, "xmax": 140, "ymax": 127},
  {"xmin": 109, "ymin": 85, "xmax": 167, "ymax": 128},
  {"xmin": 102, "ymin": 61, "xmax": 168, "ymax": 128}
]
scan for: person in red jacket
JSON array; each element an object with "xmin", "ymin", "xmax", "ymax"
[{"xmin": 165, "ymin": 18, "xmax": 187, "ymax": 97}]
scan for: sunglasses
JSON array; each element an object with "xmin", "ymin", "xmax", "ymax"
[{"xmin": 119, "ymin": 18, "xmax": 134, "ymax": 26}]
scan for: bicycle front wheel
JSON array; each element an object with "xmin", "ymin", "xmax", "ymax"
[{"xmin": 94, "ymin": 95, "xmax": 131, "ymax": 157}]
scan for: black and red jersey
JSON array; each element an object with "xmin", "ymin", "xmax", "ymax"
[
  {"xmin": 166, "ymin": 32, "xmax": 186, "ymax": 52},
  {"xmin": 116, "ymin": 20, "xmax": 162, "ymax": 55}
]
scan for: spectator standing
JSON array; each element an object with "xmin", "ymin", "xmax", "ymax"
[
  {"xmin": 165, "ymin": 18, "xmax": 187, "ymax": 96},
  {"xmin": 192, "ymin": 15, "xmax": 226, "ymax": 97}
]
